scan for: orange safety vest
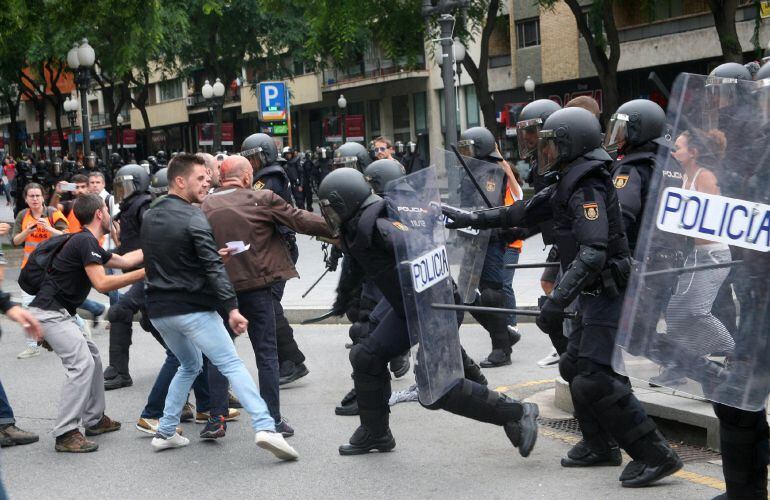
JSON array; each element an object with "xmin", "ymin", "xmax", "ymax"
[
  {"xmin": 504, "ymin": 180, "xmax": 523, "ymax": 250},
  {"xmin": 64, "ymin": 207, "xmax": 106, "ymax": 245},
  {"xmin": 20, "ymin": 208, "xmax": 69, "ymax": 268}
]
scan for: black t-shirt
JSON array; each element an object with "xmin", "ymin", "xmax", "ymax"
[{"xmin": 30, "ymin": 229, "xmax": 112, "ymax": 315}]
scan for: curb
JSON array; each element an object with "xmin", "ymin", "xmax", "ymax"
[{"xmin": 283, "ymin": 306, "xmax": 541, "ymax": 325}]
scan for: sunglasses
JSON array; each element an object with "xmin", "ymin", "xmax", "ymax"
[{"xmin": 374, "ymin": 147, "xmax": 389, "ymax": 153}]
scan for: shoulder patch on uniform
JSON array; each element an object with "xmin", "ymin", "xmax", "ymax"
[
  {"xmin": 583, "ymin": 202, "xmax": 599, "ymax": 220},
  {"xmin": 614, "ymin": 175, "xmax": 629, "ymax": 189},
  {"xmin": 486, "ymin": 180, "xmax": 496, "ymax": 192},
  {"xmin": 392, "ymin": 222, "xmax": 409, "ymax": 231},
  {"xmin": 253, "ymin": 180, "xmax": 265, "ymax": 190}
]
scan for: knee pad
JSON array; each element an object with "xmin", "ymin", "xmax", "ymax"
[
  {"xmin": 107, "ymin": 302, "xmax": 135, "ymax": 324},
  {"xmin": 558, "ymin": 353, "xmax": 577, "ymax": 383},
  {"xmin": 349, "ymin": 338, "xmax": 388, "ymax": 377},
  {"xmin": 478, "ymin": 287, "xmax": 505, "ymax": 308},
  {"xmin": 348, "ymin": 321, "xmax": 370, "ymax": 344}
]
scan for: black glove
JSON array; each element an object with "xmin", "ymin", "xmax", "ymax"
[
  {"xmin": 536, "ymin": 296, "xmax": 565, "ymax": 336},
  {"xmin": 500, "ymin": 227, "xmax": 529, "ymax": 243},
  {"xmin": 442, "ymin": 206, "xmax": 477, "ymax": 229}
]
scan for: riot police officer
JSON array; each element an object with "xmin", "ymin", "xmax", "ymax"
[
  {"xmin": 282, "ymin": 146, "xmax": 304, "ymax": 208},
  {"xmin": 102, "ymin": 164, "xmax": 153, "ymax": 390},
  {"xmin": 301, "ymin": 150, "xmax": 315, "ymax": 211},
  {"xmin": 241, "ymin": 133, "xmax": 307, "ymax": 384},
  {"xmin": 333, "ymin": 141, "xmax": 371, "ymax": 172},
  {"xmin": 443, "ymin": 107, "xmax": 683, "ymax": 488},
  {"xmin": 456, "ymin": 126, "xmax": 520, "ymax": 367},
  {"xmin": 318, "ymin": 167, "xmax": 538, "ymax": 456}
]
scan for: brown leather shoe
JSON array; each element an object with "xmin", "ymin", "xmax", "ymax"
[
  {"xmin": 85, "ymin": 415, "xmax": 121, "ymax": 436},
  {"xmin": 0, "ymin": 424, "xmax": 39, "ymax": 446},
  {"xmin": 55, "ymin": 430, "xmax": 98, "ymax": 453}
]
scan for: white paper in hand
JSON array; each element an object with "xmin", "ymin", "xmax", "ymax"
[{"xmin": 226, "ymin": 241, "xmax": 251, "ymax": 255}]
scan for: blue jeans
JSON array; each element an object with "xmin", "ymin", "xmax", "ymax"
[
  {"xmin": 0, "ymin": 379, "xmax": 15, "ymax": 425},
  {"xmin": 238, "ymin": 288, "xmax": 280, "ymax": 423},
  {"xmin": 503, "ymin": 247, "xmax": 520, "ymax": 326},
  {"xmin": 140, "ymin": 346, "xmax": 211, "ymax": 420},
  {"xmin": 151, "ymin": 311, "xmax": 275, "ymax": 437},
  {"xmin": 80, "ymin": 299, "xmax": 105, "ymax": 318},
  {"xmin": 480, "ymin": 240, "xmax": 505, "ymax": 285}
]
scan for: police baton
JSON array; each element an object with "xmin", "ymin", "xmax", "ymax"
[
  {"xmin": 301, "ymin": 268, "xmax": 330, "ymax": 298},
  {"xmin": 449, "ymin": 145, "xmax": 494, "ymax": 208},
  {"xmin": 504, "ymin": 262, "xmax": 561, "ymax": 270},
  {"xmin": 431, "ymin": 303, "xmax": 578, "ymax": 319},
  {"xmin": 641, "ymin": 260, "xmax": 742, "ymax": 278},
  {"xmin": 300, "ymin": 309, "xmax": 338, "ymax": 325}
]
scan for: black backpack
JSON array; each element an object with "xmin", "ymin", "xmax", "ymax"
[{"xmin": 18, "ymin": 233, "xmax": 73, "ymax": 295}]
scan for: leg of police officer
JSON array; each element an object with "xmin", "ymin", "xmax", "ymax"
[
  {"xmin": 341, "ymin": 305, "xmax": 537, "ymax": 456},
  {"xmin": 104, "ymin": 281, "xmax": 145, "ymax": 390},
  {"xmin": 564, "ymin": 295, "xmax": 681, "ymax": 486},
  {"xmin": 274, "ymin": 239, "xmax": 308, "ymax": 385},
  {"xmin": 713, "ymin": 404, "xmax": 769, "ymax": 499}
]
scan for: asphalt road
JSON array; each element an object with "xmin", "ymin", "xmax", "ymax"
[{"xmin": 0, "ymin": 320, "xmax": 726, "ymax": 499}]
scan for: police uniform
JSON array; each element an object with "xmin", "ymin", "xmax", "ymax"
[
  {"xmin": 103, "ymin": 191, "xmax": 152, "ymax": 386},
  {"xmin": 340, "ymin": 196, "xmax": 531, "ymax": 453},
  {"xmin": 252, "ymin": 164, "xmax": 306, "ymax": 378}
]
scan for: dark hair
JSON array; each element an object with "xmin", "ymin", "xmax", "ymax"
[
  {"xmin": 23, "ymin": 183, "xmax": 44, "ymax": 198},
  {"xmin": 373, "ymin": 136, "xmax": 392, "ymax": 148},
  {"xmin": 71, "ymin": 174, "xmax": 89, "ymax": 185},
  {"xmin": 88, "ymin": 171, "xmax": 105, "ymax": 182},
  {"xmin": 168, "ymin": 153, "xmax": 205, "ymax": 185},
  {"xmin": 73, "ymin": 194, "xmax": 105, "ymax": 225}
]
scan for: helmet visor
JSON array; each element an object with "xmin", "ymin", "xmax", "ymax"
[
  {"xmin": 457, "ymin": 139, "xmax": 476, "ymax": 158},
  {"xmin": 603, "ymin": 113, "xmax": 629, "ymax": 154},
  {"xmin": 516, "ymin": 118, "xmax": 543, "ymax": 160},
  {"xmin": 333, "ymin": 156, "xmax": 358, "ymax": 170},
  {"xmin": 114, "ymin": 175, "xmax": 137, "ymax": 203},
  {"xmin": 755, "ymin": 80, "xmax": 770, "ymax": 123},
  {"xmin": 319, "ymin": 199, "xmax": 342, "ymax": 236},
  {"xmin": 537, "ymin": 130, "xmax": 560, "ymax": 175}
]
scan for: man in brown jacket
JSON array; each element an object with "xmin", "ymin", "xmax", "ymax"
[{"xmin": 202, "ymin": 155, "xmax": 335, "ymax": 437}]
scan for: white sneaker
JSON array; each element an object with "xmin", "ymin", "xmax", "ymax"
[
  {"xmin": 389, "ymin": 384, "xmax": 419, "ymax": 406},
  {"xmin": 537, "ymin": 349, "xmax": 560, "ymax": 368},
  {"xmin": 255, "ymin": 431, "xmax": 299, "ymax": 461},
  {"xmin": 151, "ymin": 432, "xmax": 189, "ymax": 451},
  {"xmin": 17, "ymin": 346, "xmax": 40, "ymax": 359}
]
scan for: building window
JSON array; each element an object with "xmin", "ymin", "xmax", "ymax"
[
  {"xmin": 158, "ymin": 79, "xmax": 182, "ymax": 102},
  {"xmin": 413, "ymin": 92, "xmax": 427, "ymax": 134},
  {"xmin": 391, "ymin": 95, "xmax": 410, "ymax": 132},
  {"xmin": 465, "ymin": 86, "xmax": 480, "ymax": 128},
  {"xmin": 368, "ymin": 100, "xmax": 381, "ymax": 135},
  {"xmin": 516, "ymin": 18, "xmax": 540, "ymax": 48}
]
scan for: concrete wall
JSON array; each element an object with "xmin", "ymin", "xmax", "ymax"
[
  {"xmin": 129, "ymin": 98, "xmax": 188, "ymax": 130},
  {"xmin": 540, "ymin": 2, "xmax": 580, "ymax": 84}
]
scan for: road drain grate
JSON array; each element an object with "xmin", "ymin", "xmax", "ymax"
[{"xmin": 537, "ymin": 417, "xmax": 721, "ymax": 463}]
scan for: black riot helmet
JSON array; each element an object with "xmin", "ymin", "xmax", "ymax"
[
  {"xmin": 394, "ymin": 141, "xmax": 405, "ymax": 154},
  {"xmin": 156, "ymin": 150, "xmax": 168, "ymax": 165},
  {"xmin": 706, "ymin": 62, "xmax": 753, "ymax": 115},
  {"xmin": 240, "ymin": 133, "xmax": 278, "ymax": 169},
  {"xmin": 146, "ymin": 156, "xmax": 158, "ymax": 174},
  {"xmin": 317, "ymin": 167, "xmax": 379, "ymax": 234},
  {"xmin": 363, "ymin": 159, "xmax": 406, "ymax": 195},
  {"xmin": 150, "ymin": 167, "xmax": 169, "ymax": 196},
  {"xmin": 516, "ymin": 99, "xmax": 562, "ymax": 160},
  {"xmin": 333, "ymin": 141, "xmax": 371, "ymax": 171},
  {"xmin": 604, "ymin": 99, "xmax": 666, "ymax": 154},
  {"xmin": 537, "ymin": 107, "xmax": 607, "ymax": 175},
  {"xmin": 755, "ymin": 61, "xmax": 770, "ymax": 82},
  {"xmin": 109, "ymin": 153, "xmax": 123, "ymax": 167},
  {"xmin": 114, "ymin": 163, "xmax": 151, "ymax": 202},
  {"xmin": 52, "ymin": 159, "xmax": 62, "ymax": 176},
  {"xmin": 85, "ymin": 153, "xmax": 97, "ymax": 169},
  {"xmin": 754, "ymin": 62, "xmax": 770, "ymax": 121},
  {"xmin": 458, "ymin": 127, "xmax": 503, "ymax": 162}
]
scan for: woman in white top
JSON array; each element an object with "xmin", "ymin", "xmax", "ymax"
[{"xmin": 654, "ymin": 129, "xmax": 735, "ymax": 386}]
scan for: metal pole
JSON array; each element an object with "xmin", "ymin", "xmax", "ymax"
[
  {"xmin": 341, "ymin": 109, "xmax": 347, "ymax": 143},
  {"xmin": 67, "ymin": 114, "xmax": 76, "ymax": 158},
  {"xmin": 47, "ymin": 127, "xmax": 52, "ymax": 159},
  {"xmin": 79, "ymin": 68, "xmax": 91, "ymax": 157},
  {"xmin": 213, "ymin": 99, "xmax": 223, "ymax": 152},
  {"xmin": 439, "ymin": 14, "xmax": 457, "ymax": 149}
]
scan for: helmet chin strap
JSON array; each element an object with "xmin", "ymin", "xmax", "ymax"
[{"xmin": 543, "ymin": 170, "xmax": 561, "ymax": 186}]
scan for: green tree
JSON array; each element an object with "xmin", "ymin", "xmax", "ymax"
[{"xmin": 707, "ymin": 0, "xmax": 742, "ymax": 63}]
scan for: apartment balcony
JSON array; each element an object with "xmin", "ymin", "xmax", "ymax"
[{"xmin": 322, "ymin": 56, "xmax": 429, "ymax": 92}]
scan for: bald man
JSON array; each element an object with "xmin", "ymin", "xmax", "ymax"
[{"xmin": 201, "ymin": 156, "xmax": 335, "ymax": 437}]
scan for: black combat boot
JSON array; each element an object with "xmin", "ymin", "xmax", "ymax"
[
  {"xmin": 561, "ymin": 439, "xmax": 622, "ymax": 467},
  {"xmin": 335, "ymin": 388, "xmax": 359, "ymax": 416}
]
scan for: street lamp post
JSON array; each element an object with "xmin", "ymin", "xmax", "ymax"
[
  {"xmin": 67, "ymin": 39, "xmax": 96, "ymax": 157},
  {"xmin": 524, "ymin": 76, "xmax": 536, "ymax": 101},
  {"xmin": 337, "ymin": 94, "xmax": 347, "ymax": 143},
  {"xmin": 64, "ymin": 96, "xmax": 79, "ymax": 159},
  {"xmin": 37, "ymin": 84, "xmax": 46, "ymax": 154},
  {"xmin": 202, "ymin": 78, "xmax": 226, "ymax": 151},
  {"xmin": 117, "ymin": 114, "xmax": 124, "ymax": 158},
  {"xmin": 45, "ymin": 119, "xmax": 52, "ymax": 159}
]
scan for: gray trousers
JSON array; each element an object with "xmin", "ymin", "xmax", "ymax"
[{"xmin": 29, "ymin": 307, "xmax": 105, "ymax": 437}]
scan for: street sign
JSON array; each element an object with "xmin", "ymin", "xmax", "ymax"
[
  {"xmin": 258, "ymin": 81, "xmax": 288, "ymax": 121},
  {"xmin": 762, "ymin": 1, "xmax": 770, "ymax": 18}
]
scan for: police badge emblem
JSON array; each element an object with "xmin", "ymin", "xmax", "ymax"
[
  {"xmin": 486, "ymin": 180, "xmax": 496, "ymax": 192},
  {"xmin": 253, "ymin": 180, "xmax": 265, "ymax": 190},
  {"xmin": 392, "ymin": 222, "xmax": 409, "ymax": 231},
  {"xmin": 583, "ymin": 202, "xmax": 599, "ymax": 220},
  {"xmin": 614, "ymin": 175, "xmax": 629, "ymax": 189}
]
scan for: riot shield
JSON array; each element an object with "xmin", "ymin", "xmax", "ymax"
[
  {"xmin": 433, "ymin": 148, "xmax": 505, "ymax": 303},
  {"xmin": 613, "ymin": 73, "xmax": 770, "ymax": 411},
  {"xmin": 385, "ymin": 166, "xmax": 464, "ymax": 406}
]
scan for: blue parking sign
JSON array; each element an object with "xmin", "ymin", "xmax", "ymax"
[{"xmin": 259, "ymin": 81, "xmax": 287, "ymax": 121}]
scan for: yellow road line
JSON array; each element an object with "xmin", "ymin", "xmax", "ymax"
[
  {"xmin": 495, "ymin": 379, "xmax": 555, "ymax": 393},
  {"xmin": 540, "ymin": 425, "xmax": 728, "ymax": 493}
]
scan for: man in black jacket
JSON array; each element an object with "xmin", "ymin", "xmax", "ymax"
[{"xmin": 140, "ymin": 153, "xmax": 298, "ymax": 460}]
